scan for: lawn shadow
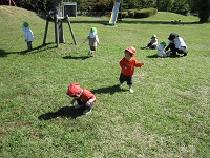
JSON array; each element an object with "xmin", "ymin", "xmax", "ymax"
[
  {"xmin": 0, "ymin": 49, "xmax": 8, "ymax": 57},
  {"xmin": 92, "ymin": 84, "xmax": 127, "ymax": 95},
  {"xmin": 70, "ymin": 20, "xmax": 200, "ymax": 25},
  {"xmin": 147, "ymin": 54, "xmax": 182, "ymax": 58},
  {"xmin": 0, "ymin": 43, "xmax": 56, "ymax": 57},
  {"xmin": 119, "ymin": 20, "xmax": 200, "ymax": 25},
  {"xmin": 62, "ymin": 55, "xmax": 89, "ymax": 60},
  {"xmin": 38, "ymin": 105, "xmax": 85, "ymax": 120}
]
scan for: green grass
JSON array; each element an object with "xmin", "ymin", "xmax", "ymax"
[{"xmin": 0, "ymin": 5, "xmax": 210, "ymax": 158}]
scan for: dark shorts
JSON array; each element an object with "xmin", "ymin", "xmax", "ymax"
[
  {"xmin": 27, "ymin": 41, "xmax": 33, "ymax": 50},
  {"xmin": 90, "ymin": 46, "xmax": 96, "ymax": 51},
  {"xmin": 77, "ymin": 99, "xmax": 93, "ymax": 110},
  {"xmin": 119, "ymin": 73, "xmax": 132, "ymax": 85}
]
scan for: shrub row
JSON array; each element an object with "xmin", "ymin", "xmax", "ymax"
[{"xmin": 120, "ymin": 8, "xmax": 158, "ymax": 19}]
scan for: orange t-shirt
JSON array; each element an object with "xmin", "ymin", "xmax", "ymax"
[
  {"xmin": 79, "ymin": 89, "xmax": 96, "ymax": 103},
  {"xmin": 120, "ymin": 57, "xmax": 144, "ymax": 76}
]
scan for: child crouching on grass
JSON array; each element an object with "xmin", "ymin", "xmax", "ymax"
[
  {"xmin": 67, "ymin": 83, "xmax": 96, "ymax": 115},
  {"xmin": 119, "ymin": 46, "xmax": 144, "ymax": 93}
]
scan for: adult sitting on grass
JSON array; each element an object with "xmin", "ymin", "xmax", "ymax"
[
  {"xmin": 142, "ymin": 35, "xmax": 159, "ymax": 50},
  {"xmin": 165, "ymin": 33, "xmax": 188, "ymax": 57}
]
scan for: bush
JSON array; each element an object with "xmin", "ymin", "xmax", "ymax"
[
  {"xmin": 126, "ymin": 8, "xmax": 157, "ymax": 19},
  {"xmin": 128, "ymin": 11, "xmax": 135, "ymax": 18},
  {"xmin": 121, "ymin": 12, "xmax": 128, "ymax": 18}
]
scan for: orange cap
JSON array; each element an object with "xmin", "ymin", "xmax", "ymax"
[
  {"xmin": 125, "ymin": 46, "xmax": 136, "ymax": 55},
  {"xmin": 67, "ymin": 83, "xmax": 82, "ymax": 97}
]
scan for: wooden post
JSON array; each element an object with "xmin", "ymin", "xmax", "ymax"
[
  {"xmin": 54, "ymin": 0, "xmax": 64, "ymax": 45},
  {"xmin": 43, "ymin": 15, "xmax": 49, "ymax": 45},
  {"xmin": 58, "ymin": 20, "xmax": 64, "ymax": 43},
  {"xmin": 55, "ymin": 14, "xmax": 59, "ymax": 47},
  {"xmin": 66, "ymin": 15, "xmax": 77, "ymax": 45}
]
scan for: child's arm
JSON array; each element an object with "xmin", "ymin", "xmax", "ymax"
[
  {"xmin": 134, "ymin": 59, "xmax": 144, "ymax": 67},
  {"xmin": 86, "ymin": 95, "xmax": 96, "ymax": 106}
]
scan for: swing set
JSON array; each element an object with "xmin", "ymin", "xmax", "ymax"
[
  {"xmin": 43, "ymin": 0, "xmax": 77, "ymax": 47},
  {"xmin": 0, "ymin": 0, "xmax": 16, "ymax": 5}
]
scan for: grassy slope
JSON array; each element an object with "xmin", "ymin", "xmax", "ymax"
[{"xmin": 0, "ymin": 6, "xmax": 210, "ymax": 158}]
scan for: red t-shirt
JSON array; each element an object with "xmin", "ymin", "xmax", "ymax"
[
  {"xmin": 79, "ymin": 89, "xmax": 96, "ymax": 103},
  {"xmin": 120, "ymin": 57, "xmax": 144, "ymax": 76}
]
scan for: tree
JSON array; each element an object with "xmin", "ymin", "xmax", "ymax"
[{"xmin": 191, "ymin": 0, "xmax": 210, "ymax": 22}]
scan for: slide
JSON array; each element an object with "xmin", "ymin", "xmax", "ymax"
[{"xmin": 109, "ymin": 0, "xmax": 121, "ymax": 25}]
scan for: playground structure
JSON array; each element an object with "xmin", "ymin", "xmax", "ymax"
[
  {"xmin": 109, "ymin": 0, "xmax": 121, "ymax": 25},
  {"xmin": 0, "ymin": 0, "xmax": 16, "ymax": 5},
  {"xmin": 43, "ymin": 0, "xmax": 77, "ymax": 47}
]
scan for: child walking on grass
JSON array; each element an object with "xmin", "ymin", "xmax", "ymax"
[
  {"xmin": 67, "ymin": 83, "xmax": 96, "ymax": 115},
  {"xmin": 87, "ymin": 27, "xmax": 100, "ymax": 56},
  {"xmin": 22, "ymin": 22, "xmax": 34, "ymax": 51},
  {"xmin": 119, "ymin": 46, "xmax": 144, "ymax": 93}
]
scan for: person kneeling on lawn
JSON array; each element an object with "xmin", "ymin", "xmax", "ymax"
[
  {"xmin": 67, "ymin": 83, "xmax": 96, "ymax": 115},
  {"xmin": 165, "ymin": 33, "xmax": 188, "ymax": 56}
]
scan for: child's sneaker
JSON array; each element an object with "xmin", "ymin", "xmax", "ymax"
[
  {"xmin": 129, "ymin": 89, "xmax": 134, "ymax": 93},
  {"xmin": 88, "ymin": 50, "xmax": 92, "ymax": 57},
  {"xmin": 83, "ymin": 109, "xmax": 92, "ymax": 115}
]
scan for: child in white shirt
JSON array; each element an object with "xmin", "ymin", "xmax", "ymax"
[
  {"xmin": 87, "ymin": 27, "xmax": 100, "ymax": 56},
  {"xmin": 22, "ymin": 22, "xmax": 34, "ymax": 51}
]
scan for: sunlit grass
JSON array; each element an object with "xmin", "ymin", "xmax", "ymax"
[{"xmin": 0, "ymin": 5, "xmax": 210, "ymax": 158}]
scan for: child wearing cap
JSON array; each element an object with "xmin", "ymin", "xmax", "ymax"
[
  {"xmin": 22, "ymin": 22, "xmax": 34, "ymax": 51},
  {"xmin": 157, "ymin": 41, "xmax": 170, "ymax": 57},
  {"xmin": 119, "ymin": 46, "xmax": 144, "ymax": 93},
  {"xmin": 67, "ymin": 83, "xmax": 96, "ymax": 115},
  {"xmin": 143, "ymin": 35, "xmax": 159, "ymax": 50},
  {"xmin": 87, "ymin": 27, "xmax": 100, "ymax": 56}
]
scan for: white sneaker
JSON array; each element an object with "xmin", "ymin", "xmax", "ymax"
[
  {"xmin": 83, "ymin": 109, "xmax": 92, "ymax": 115},
  {"xmin": 129, "ymin": 89, "xmax": 134, "ymax": 93}
]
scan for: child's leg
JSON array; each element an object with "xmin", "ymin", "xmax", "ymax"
[
  {"xmin": 27, "ymin": 42, "xmax": 30, "ymax": 51},
  {"xmin": 75, "ymin": 99, "xmax": 85, "ymax": 109},
  {"xmin": 127, "ymin": 77, "xmax": 134, "ymax": 93},
  {"xmin": 29, "ymin": 41, "xmax": 33, "ymax": 50},
  {"xmin": 83, "ymin": 102, "xmax": 93, "ymax": 115},
  {"xmin": 119, "ymin": 73, "xmax": 126, "ymax": 86},
  {"xmin": 128, "ymin": 84, "xmax": 134, "ymax": 93}
]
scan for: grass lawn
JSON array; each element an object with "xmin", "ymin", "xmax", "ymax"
[{"xmin": 0, "ymin": 6, "xmax": 210, "ymax": 158}]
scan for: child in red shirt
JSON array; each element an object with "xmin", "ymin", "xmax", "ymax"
[
  {"xmin": 66, "ymin": 83, "xmax": 96, "ymax": 115},
  {"xmin": 119, "ymin": 46, "xmax": 144, "ymax": 93}
]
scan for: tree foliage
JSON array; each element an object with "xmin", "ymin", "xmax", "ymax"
[
  {"xmin": 11, "ymin": 0, "xmax": 210, "ymax": 22},
  {"xmin": 190, "ymin": 0, "xmax": 210, "ymax": 22}
]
